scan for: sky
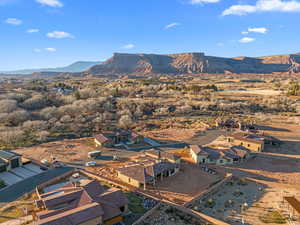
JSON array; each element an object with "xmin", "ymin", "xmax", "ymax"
[{"xmin": 1, "ymin": 0, "xmax": 300, "ymax": 70}]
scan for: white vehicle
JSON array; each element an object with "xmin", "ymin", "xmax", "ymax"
[
  {"xmin": 41, "ymin": 159, "xmax": 50, "ymax": 166},
  {"xmin": 85, "ymin": 161, "xmax": 97, "ymax": 167},
  {"xmin": 72, "ymin": 173, "xmax": 80, "ymax": 179}
]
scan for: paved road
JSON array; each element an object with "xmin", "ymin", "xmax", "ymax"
[{"xmin": 0, "ymin": 167, "xmax": 73, "ymax": 204}]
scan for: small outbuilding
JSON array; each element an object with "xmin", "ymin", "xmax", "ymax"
[{"xmin": 0, "ymin": 150, "xmax": 22, "ymax": 172}]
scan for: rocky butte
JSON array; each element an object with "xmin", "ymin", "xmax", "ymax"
[{"xmin": 87, "ymin": 52, "xmax": 300, "ymax": 75}]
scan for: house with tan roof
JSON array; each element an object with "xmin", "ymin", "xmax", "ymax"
[
  {"xmin": 117, "ymin": 149, "xmax": 180, "ymax": 190},
  {"xmin": 34, "ymin": 179, "xmax": 128, "ymax": 225},
  {"xmin": 190, "ymin": 145, "xmax": 251, "ymax": 165},
  {"xmin": 0, "ymin": 150, "xmax": 22, "ymax": 172},
  {"xmin": 227, "ymin": 132, "xmax": 265, "ymax": 152},
  {"xmin": 94, "ymin": 130, "xmax": 144, "ymax": 147}
]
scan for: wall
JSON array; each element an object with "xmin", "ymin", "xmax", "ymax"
[
  {"xmin": 184, "ymin": 173, "xmax": 233, "ymax": 208},
  {"xmin": 117, "ymin": 172, "xmax": 140, "ymax": 188},
  {"xmin": 78, "ymin": 216, "xmax": 102, "ymax": 225},
  {"xmin": 229, "ymin": 137, "xmax": 263, "ymax": 152}
]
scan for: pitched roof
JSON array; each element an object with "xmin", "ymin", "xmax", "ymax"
[
  {"xmin": 190, "ymin": 145, "xmax": 250, "ymax": 161},
  {"xmin": 117, "ymin": 161, "xmax": 177, "ymax": 184},
  {"xmin": 37, "ymin": 202, "xmax": 104, "ymax": 225},
  {"xmin": 117, "ymin": 165, "xmax": 152, "ymax": 183},
  {"xmin": 229, "ymin": 132, "xmax": 264, "ymax": 145},
  {"xmin": 36, "ymin": 179, "xmax": 128, "ymax": 225},
  {"xmin": 145, "ymin": 149, "xmax": 180, "ymax": 161},
  {"xmin": 94, "ymin": 134, "xmax": 111, "ymax": 144},
  {"xmin": 190, "ymin": 145, "xmax": 208, "ymax": 156}
]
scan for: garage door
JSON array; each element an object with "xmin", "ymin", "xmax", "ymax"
[
  {"xmin": 0, "ymin": 165, "xmax": 6, "ymax": 172},
  {"xmin": 11, "ymin": 158, "xmax": 19, "ymax": 168}
]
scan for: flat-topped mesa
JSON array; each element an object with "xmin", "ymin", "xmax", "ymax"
[{"xmin": 87, "ymin": 52, "xmax": 300, "ymax": 75}]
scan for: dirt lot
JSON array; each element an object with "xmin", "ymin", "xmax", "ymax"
[
  {"xmin": 13, "ymin": 138, "xmax": 140, "ymax": 166},
  {"xmin": 136, "ymin": 203, "xmax": 211, "ymax": 225},
  {"xmin": 143, "ymin": 128, "xmax": 200, "ymax": 142},
  {"xmin": 191, "ymin": 177, "xmax": 300, "ymax": 225}
]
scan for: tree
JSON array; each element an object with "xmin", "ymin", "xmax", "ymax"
[
  {"xmin": 118, "ymin": 115, "xmax": 133, "ymax": 129},
  {"xmin": 0, "ymin": 99, "xmax": 18, "ymax": 113}
]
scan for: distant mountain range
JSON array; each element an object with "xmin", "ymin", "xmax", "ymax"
[
  {"xmin": 1, "ymin": 61, "xmax": 101, "ymax": 75},
  {"xmin": 87, "ymin": 52, "xmax": 300, "ymax": 75},
  {"xmin": 2, "ymin": 52, "xmax": 300, "ymax": 77}
]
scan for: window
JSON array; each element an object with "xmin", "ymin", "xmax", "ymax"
[
  {"xmin": 219, "ymin": 160, "xmax": 223, "ymax": 163},
  {"xmin": 128, "ymin": 178, "xmax": 131, "ymax": 183},
  {"xmin": 248, "ymin": 144, "xmax": 250, "ymax": 147}
]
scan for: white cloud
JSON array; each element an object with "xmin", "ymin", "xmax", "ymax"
[
  {"xmin": 122, "ymin": 44, "xmax": 135, "ymax": 49},
  {"xmin": 5, "ymin": 18, "xmax": 22, "ymax": 25},
  {"xmin": 34, "ymin": 48, "xmax": 42, "ymax": 53},
  {"xmin": 47, "ymin": 31, "xmax": 74, "ymax": 39},
  {"xmin": 189, "ymin": 0, "xmax": 220, "ymax": 4},
  {"xmin": 248, "ymin": 27, "xmax": 268, "ymax": 34},
  {"xmin": 165, "ymin": 22, "xmax": 180, "ymax": 29},
  {"xmin": 36, "ymin": 0, "xmax": 63, "ymax": 8},
  {"xmin": 27, "ymin": 29, "xmax": 40, "ymax": 33},
  {"xmin": 45, "ymin": 47, "xmax": 57, "ymax": 52},
  {"xmin": 222, "ymin": 0, "xmax": 300, "ymax": 16},
  {"xmin": 239, "ymin": 37, "xmax": 256, "ymax": 43},
  {"xmin": 217, "ymin": 42, "xmax": 224, "ymax": 47},
  {"xmin": 241, "ymin": 31, "xmax": 249, "ymax": 35}
]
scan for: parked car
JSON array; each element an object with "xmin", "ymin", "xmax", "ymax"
[
  {"xmin": 85, "ymin": 161, "xmax": 97, "ymax": 167},
  {"xmin": 41, "ymin": 159, "xmax": 50, "ymax": 166}
]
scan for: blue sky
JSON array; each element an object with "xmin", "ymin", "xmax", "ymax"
[{"xmin": 1, "ymin": 0, "xmax": 300, "ymax": 70}]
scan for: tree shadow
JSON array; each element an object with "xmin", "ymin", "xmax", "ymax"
[{"xmin": 255, "ymin": 125, "xmax": 290, "ymax": 132}]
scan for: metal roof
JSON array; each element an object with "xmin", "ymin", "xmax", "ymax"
[{"xmin": 0, "ymin": 150, "xmax": 21, "ymax": 161}]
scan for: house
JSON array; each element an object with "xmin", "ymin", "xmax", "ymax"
[
  {"xmin": 0, "ymin": 150, "xmax": 22, "ymax": 173},
  {"xmin": 34, "ymin": 179, "xmax": 129, "ymax": 225},
  {"xmin": 144, "ymin": 149, "xmax": 181, "ymax": 164},
  {"xmin": 117, "ymin": 149, "xmax": 180, "ymax": 190},
  {"xmin": 94, "ymin": 130, "xmax": 144, "ymax": 147},
  {"xmin": 190, "ymin": 145, "xmax": 251, "ymax": 166},
  {"xmin": 227, "ymin": 132, "xmax": 265, "ymax": 152}
]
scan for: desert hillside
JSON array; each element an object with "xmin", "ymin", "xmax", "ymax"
[{"xmin": 87, "ymin": 52, "xmax": 300, "ymax": 75}]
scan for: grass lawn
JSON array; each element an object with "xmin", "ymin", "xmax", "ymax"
[
  {"xmin": 259, "ymin": 211, "xmax": 286, "ymax": 224},
  {"xmin": 124, "ymin": 192, "xmax": 148, "ymax": 225}
]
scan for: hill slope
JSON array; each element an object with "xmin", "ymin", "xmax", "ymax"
[
  {"xmin": 87, "ymin": 52, "xmax": 300, "ymax": 75},
  {"xmin": 2, "ymin": 61, "xmax": 101, "ymax": 75}
]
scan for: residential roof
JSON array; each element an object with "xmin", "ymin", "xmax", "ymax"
[
  {"xmin": 36, "ymin": 179, "xmax": 128, "ymax": 225},
  {"xmin": 190, "ymin": 145, "xmax": 250, "ymax": 161},
  {"xmin": 117, "ymin": 165, "xmax": 153, "ymax": 183},
  {"xmin": 229, "ymin": 132, "xmax": 264, "ymax": 145},
  {"xmin": 284, "ymin": 196, "xmax": 300, "ymax": 215},
  {"xmin": 190, "ymin": 145, "xmax": 209, "ymax": 156},
  {"xmin": 117, "ymin": 161, "xmax": 177, "ymax": 184},
  {"xmin": 145, "ymin": 149, "xmax": 180, "ymax": 161},
  {"xmin": 94, "ymin": 134, "xmax": 111, "ymax": 144},
  {"xmin": 0, "ymin": 150, "xmax": 21, "ymax": 161}
]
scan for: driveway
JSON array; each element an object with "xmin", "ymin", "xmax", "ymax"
[{"xmin": 0, "ymin": 167, "xmax": 73, "ymax": 204}]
